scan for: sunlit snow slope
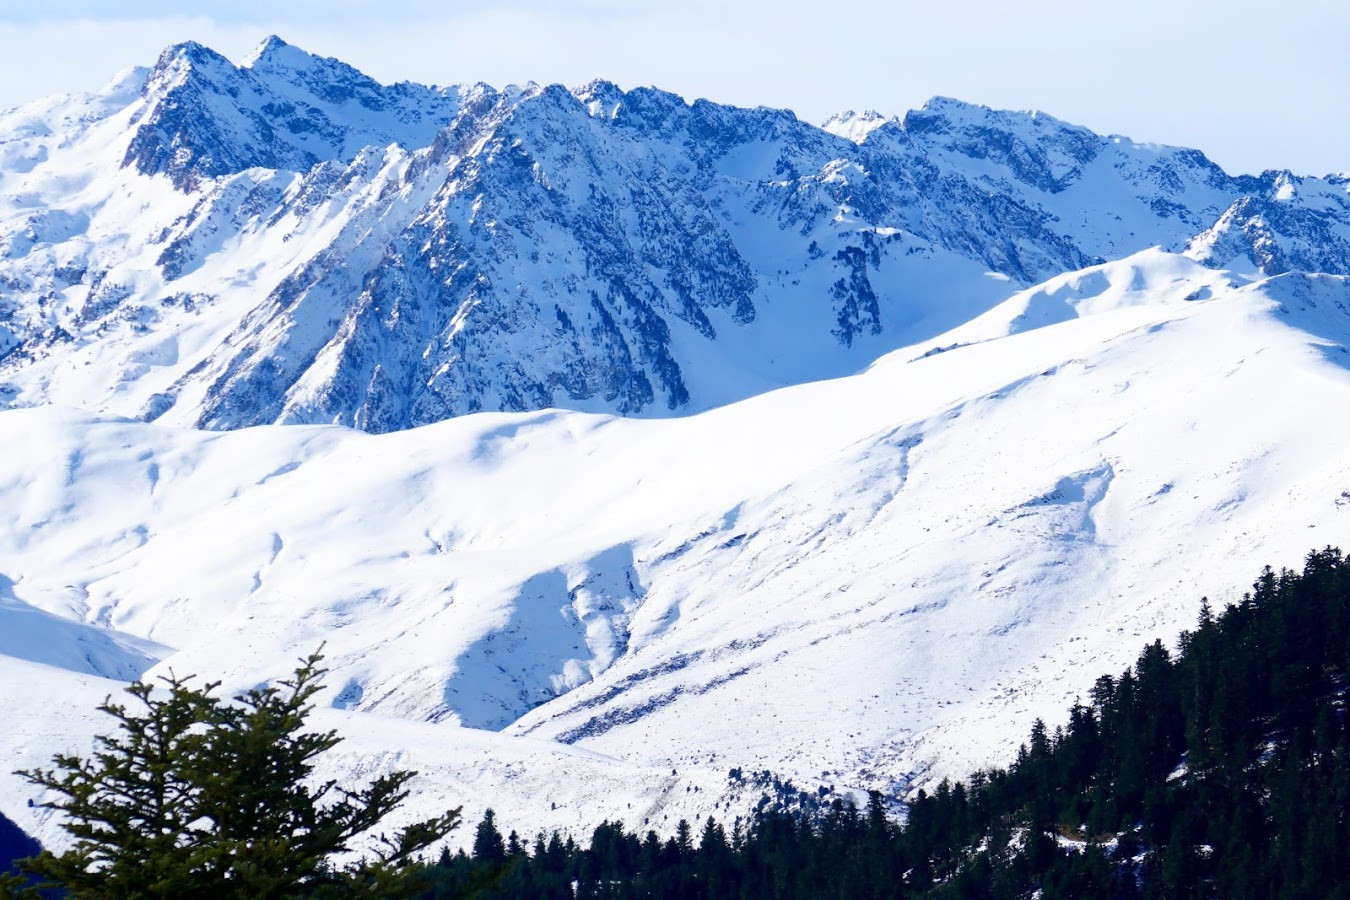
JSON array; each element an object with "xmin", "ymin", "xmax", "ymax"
[{"xmin": 5, "ymin": 249, "xmax": 1350, "ymax": 847}]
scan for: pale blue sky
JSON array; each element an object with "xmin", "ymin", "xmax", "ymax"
[{"xmin": 1, "ymin": 0, "xmax": 1346, "ymax": 177}]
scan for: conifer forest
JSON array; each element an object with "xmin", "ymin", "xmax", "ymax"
[
  {"xmin": 7, "ymin": 550, "xmax": 1350, "ymax": 898},
  {"xmin": 414, "ymin": 550, "xmax": 1350, "ymax": 898}
]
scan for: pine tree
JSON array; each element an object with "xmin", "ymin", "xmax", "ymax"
[
  {"xmin": 13, "ymin": 674, "xmax": 215, "ymax": 896},
  {"xmin": 472, "ymin": 809, "xmax": 506, "ymax": 865},
  {"xmin": 11, "ymin": 650, "xmax": 459, "ymax": 898}
]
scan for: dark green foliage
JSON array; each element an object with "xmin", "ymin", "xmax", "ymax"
[
  {"xmin": 7, "ymin": 650, "xmax": 460, "ymax": 898},
  {"xmin": 416, "ymin": 547, "xmax": 1350, "ymax": 899},
  {"xmin": 473, "ymin": 810, "xmax": 507, "ymax": 866}
]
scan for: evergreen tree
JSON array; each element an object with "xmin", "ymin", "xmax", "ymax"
[
  {"xmin": 9, "ymin": 650, "xmax": 459, "ymax": 898},
  {"xmin": 472, "ymin": 809, "xmax": 506, "ymax": 865}
]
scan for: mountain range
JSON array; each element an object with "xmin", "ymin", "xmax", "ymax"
[{"xmin": 2, "ymin": 36, "xmax": 1349, "ymax": 852}]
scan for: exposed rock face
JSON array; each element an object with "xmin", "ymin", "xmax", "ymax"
[{"xmin": 2, "ymin": 37, "xmax": 1348, "ymax": 432}]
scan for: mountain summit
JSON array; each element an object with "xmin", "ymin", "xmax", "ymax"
[{"xmin": 2, "ymin": 38, "xmax": 1349, "ymax": 433}]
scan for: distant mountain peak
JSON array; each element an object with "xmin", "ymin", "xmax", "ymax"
[
  {"xmin": 573, "ymin": 78, "xmax": 623, "ymax": 99},
  {"xmin": 120, "ymin": 36, "xmax": 467, "ymax": 189},
  {"xmin": 244, "ymin": 33, "xmax": 293, "ymax": 61},
  {"xmin": 4, "ymin": 37, "xmax": 1350, "ymax": 434},
  {"xmin": 573, "ymin": 78, "xmax": 625, "ymax": 117},
  {"xmin": 156, "ymin": 39, "xmax": 225, "ymax": 64},
  {"xmin": 905, "ymin": 95, "xmax": 1087, "ymax": 138},
  {"xmin": 143, "ymin": 39, "xmax": 233, "ymax": 90},
  {"xmin": 241, "ymin": 33, "xmax": 375, "ymax": 96},
  {"xmin": 822, "ymin": 108, "xmax": 888, "ymax": 142},
  {"xmin": 240, "ymin": 34, "xmax": 322, "ymax": 74}
]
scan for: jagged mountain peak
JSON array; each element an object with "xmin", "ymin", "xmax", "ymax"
[
  {"xmin": 906, "ymin": 95, "xmax": 1104, "ymax": 141},
  {"xmin": 4, "ymin": 37, "xmax": 1350, "ymax": 435},
  {"xmin": 821, "ymin": 108, "xmax": 889, "ymax": 142},
  {"xmin": 572, "ymin": 77, "xmax": 625, "ymax": 111},
  {"xmin": 916, "ymin": 95, "xmax": 1073, "ymax": 125},
  {"xmin": 122, "ymin": 36, "xmax": 467, "ymax": 189},
  {"xmin": 242, "ymin": 33, "xmax": 296, "ymax": 64},
  {"xmin": 244, "ymin": 33, "xmax": 459, "ymax": 113},
  {"xmin": 240, "ymin": 33, "xmax": 356, "ymax": 83},
  {"xmin": 154, "ymin": 38, "xmax": 230, "ymax": 68},
  {"xmin": 900, "ymin": 95, "xmax": 1103, "ymax": 179},
  {"xmin": 141, "ymin": 39, "xmax": 234, "ymax": 93}
]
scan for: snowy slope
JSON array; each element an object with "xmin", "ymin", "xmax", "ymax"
[
  {"xmin": 2, "ymin": 38, "xmax": 1349, "ymax": 434},
  {"xmin": 5, "ymin": 250, "xmax": 1350, "ymax": 847},
  {"xmin": 0, "ymin": 656, "xmax": 760, "ymax": 856}
]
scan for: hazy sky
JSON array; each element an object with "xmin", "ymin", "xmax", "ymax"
[{"xmin": 1, "ymin": 0, "xmax": 1346, "ymax": 176}]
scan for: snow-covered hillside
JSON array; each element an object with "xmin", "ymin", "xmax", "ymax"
[
  {"xmin": 5, "ymin": 242, "xmax": 1350, "ymax": 848},
  {"xmin": 3, "ymin": 37, "xmax": 1349, "ymax": 434},
  {"xmin": 4, "ymin": 36, "xmax": 1350, "ymax": 855}
]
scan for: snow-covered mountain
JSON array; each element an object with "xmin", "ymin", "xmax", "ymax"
[
  {"xmin": 3, "ymin": 38, "xmax": 1350, "ymax": 853},
  {"xmin": 3, "ymin": 36, "xmax": 1349, "ymax": 434}
]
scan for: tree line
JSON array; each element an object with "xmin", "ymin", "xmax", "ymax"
[
  {"xmin": 7, "ymin": 547, "xmax": 1350, "ymax": 897},
  {"xmin": 422, "ymin": 547, "xmax": 1350, "ymax": 898}
]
